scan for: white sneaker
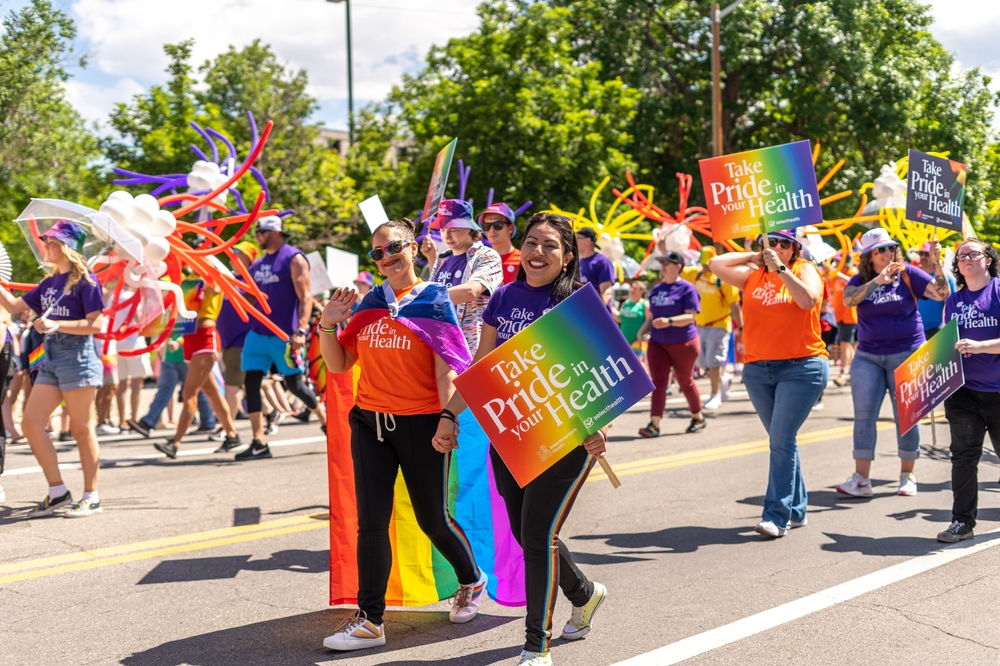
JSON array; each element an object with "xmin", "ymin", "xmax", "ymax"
[
  {"xmin": 562, "ymin": 581, "xmax": 607, "ymax": 640},
  {"xmin": 898, "ymin": 473, "xmax": 917, "ymax": 496},
  {"xmin": 450, "ymin": 569, "xmax": 487, "ymax": 624},
  {"xmin": 720, "ymin": 374, "xmax": 732, "ymax": 402},
  {"xmin": 517, "ymin": 651, "xmax": 553, "ymax": 666},
  {"xmin": 837, "ymin": 472, "xmax": 873, "ymax": 497},
  {"xmin": 95, "ymin": 424, "xmax": 121, "ymax": 436},
  {"xmin": 811, "ymin": 400, "xmax": 825, "ymax": 410},
  {"xmin": 789, "ymin": 517, "xmax": 808, "ymax": 528},
  {"xmin": 322, "ymin": 611, "xmax": 385, "ymax": 651},
  {"xmin": 754, "ymin": 521, "xmax": 786, "ymax": 538},
  {"xmin": 703, "ymin": 394, "xmax": 722, "ymax": 410}
]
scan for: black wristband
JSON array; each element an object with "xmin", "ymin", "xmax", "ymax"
[{"xmin": 440, "ymin": 409, "xmax": 457, "ymax": 422}]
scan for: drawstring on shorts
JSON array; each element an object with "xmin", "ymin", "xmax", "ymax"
[{"xmin": 375, "ymin": 412, "xmax": 397, "ymax": 442}]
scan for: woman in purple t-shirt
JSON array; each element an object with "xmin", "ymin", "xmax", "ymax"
[
  {"xmin": 434, "ymin": 214, "xmax": 610, "ymax": 665},
  {"xmin": 0, "ymin": 221, "xmax": 105, "ymax": 518},
  {"xmin": 837, "ymin": 229, "xmax": 949, "ymax": 498},
  {"xmin": 636, "ymin": 251, "xmax": 704, "ymax": 436},
  {"xmin": 937, "ymin": 240, "xmax": 1000, "ymax": 544}
]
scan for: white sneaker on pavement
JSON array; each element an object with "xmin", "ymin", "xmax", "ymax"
[
  {"xmin": 754, "ymin": 521, "xmax": 786, "ymax": 538},
  {"xmin": 836, "ymin": 472, "xmax": 873, "ymax": 497},
  {"xmin": 450, "ymin": 569, "xmax": 487, "ymax": 623},
  {"xmin": 720, "ymin": 374, "xmax": 732, "ymax": 402},
  {"xmin": 95, "ymin": 424, "xmax": 120, "ymax": 436},
  {"xmin": 703, "ymin": 394, "xmax": 722, "ymax": 410},
  {"xmin": 322, "ymin": 611, "xmax": 385, "ymax": 651},
  {"xmin": 789, "ymin": 517, "xmax": 808, "ymax": 528},
  {"xmin": 517, "ymin": 651, "xmax": 553, "ymax": 665},
  {"xmin": 561, "ymin": 581, "xmax": 607, "ymax": 640},
  {"xmin": 898, "ymin": 473, "xmax": 917, "ymax": 496}
]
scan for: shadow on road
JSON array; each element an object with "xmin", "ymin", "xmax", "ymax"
[
  {"xmin": 571, "ymin": 524, "xmax": 751, "ymax": 555},
  {"xmin": 138, "ymin": 549, "xmax": 330, "ymax": 584},
  {"xmin": 121, "ymin": 610, "xmax": 517, "ymax": 666}
]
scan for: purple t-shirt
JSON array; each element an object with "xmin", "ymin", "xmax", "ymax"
[
  {"xmin": 946, "ymin": 278, "xmax": 1000, "ymax": 392},
  {"xmin": 482, "ymin": 281, "xmax": 558, "ymax": 346},
  {"xmin": 216, "ymin": 297, "xmax": 251, "ymax": 349},
  {"xmin": 249, "ymin": 244, "xmax": 305, "ymax": 337},
  {"xmin": 432, "ymin": 252, "xmax": 470, "ymax": 288},
  {"xmin": 648, "ymin": 280, "xmax": 699, "ymax": 345},
  {"xmin": 848, "ymin": 264, "xmax": 933, "ymax": 355},
  {"xmin": 22, "ymin": 272, "xmax": 104, "ymax": 321},
  {"xmin": 579, "ymin": 253, "xmax": 614, "ymax": 289}
]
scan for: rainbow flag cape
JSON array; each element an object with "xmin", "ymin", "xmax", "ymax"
[
  {"xmin": 328, "ymin": 281, "xmax": 526, "ymax": 607},
  {"xmin": 28, "ymin": 345, "xmax": 44, "ymax": 370}
]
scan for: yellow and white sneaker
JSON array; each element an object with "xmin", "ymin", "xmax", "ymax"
[
  {"xmin": 322, "ymin": 611, "xmax": 385, "ymax": 651},
  {"xmin": 561, "ymin": 582, "xmax": 607, "ymax": 640},
  {"xmin": 517, "ymin": 650, "xmax": 553, "ymax": 665}
]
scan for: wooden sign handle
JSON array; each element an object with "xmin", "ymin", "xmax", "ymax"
[{"xmin": 597, "ymin": 457, "xmax": 621, "ymax": 489}]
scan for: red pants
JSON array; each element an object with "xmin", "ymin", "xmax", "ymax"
[{"xmin": 648, "ymin": 338, "xmax": 702, "ymax": 416}]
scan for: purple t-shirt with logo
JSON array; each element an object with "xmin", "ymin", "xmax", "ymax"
[
  {"xmin": 648, "ymin": 280, "xmax": 699, "ymax": 345},
  {"xmin": 432, "ymin": 251, "xmax": 470, "ymax": 288},
  {"xmin": 249, "ymin": 243, "xmax": 305, "ymax": 337},
  {"xmin": 482, "ymin": 281, "xmax": 558, "ymax": 346},
  {"xmin": 216, "ymin": 297, "xmax": 251, "ymax": 349},
  {"xmin": 579, "ymin": 253, "xmax": 614, "ymax": 289},
  {"xmin": 946, "ymin": 278, "xmax": 1000, "ymax": 392},
  {"xmin": 22, "ymin": 272, "xmax": 104, "ymax": 321},
  {"xmin": 848, "ymin": 264, "xmax": 933, "ymax": 355}
]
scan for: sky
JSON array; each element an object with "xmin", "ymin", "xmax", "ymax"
[{"xmin": 5, "ymin": 0, "xmax": 999, "ymax": 132}]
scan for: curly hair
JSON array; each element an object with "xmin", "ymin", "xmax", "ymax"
[
  {"xmin": 858, "ymin": 245, "xmax": 902, "ymax": 282},
  {"xmin": 952, "ymin": 239, "xmax": 999, "ymax": 289},
  {"xmin": 515, "ymin": 213, "xmax": 583, "ymax": 302}
]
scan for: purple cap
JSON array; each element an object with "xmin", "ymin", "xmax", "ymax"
[
  {"xmin": 430, "ymin": 199, "xmax": 480, "ymax": 231},
  {"xmin": 354, "ymin": 271, "xmax": 374, "ymax": 286},
  {"xmin": 475, "ymin": 202, "xmax": 515, "ymax": 225},
  {"xmin": 40, "ymin": 220, "xmax": 87, "ymax": 255}
]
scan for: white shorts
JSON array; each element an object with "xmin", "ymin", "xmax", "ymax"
[{"xmin": 118, "ymin": 353, "xmax": 152, "ymax": 380}]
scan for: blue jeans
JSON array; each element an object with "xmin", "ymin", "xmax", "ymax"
[
  {"xmin": 850, "ymin": 349, "xmax": 920, "ymax": 461},
  {"xmin": 742, "ymin": 357, "xmax": 829, "ymax": 528},
  {"xmin": 141, "ymin": 361, "xmax": 215, "ymax": 429}
]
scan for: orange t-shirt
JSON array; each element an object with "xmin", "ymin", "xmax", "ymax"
[
  {"xmin": 499, "ymin": 249, "xmax": 521, "ymax": 285},
  {"xmin": 828, "ymin": 274, "xmax": 858, "ymax": 325},
  {"xmin": 742, "ymin": 261, "xmax": 828, "ymax": 363},
  {"xmin": 347, "ymin": 284, "xmax": 441, "ymax": 415}
]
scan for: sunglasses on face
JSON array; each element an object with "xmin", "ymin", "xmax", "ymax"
[
  {"xmin": 254, "ymin": 229, "xmax": 270, "ymax": 236},
  {"xmin": 957, "ymin": 251, "xmax": 985, "ymax": 262},
  {"xmin": 872, "ymin": 245, "xmax": 896, "ymax": 255},
  {"xmin": 483, "ymin": 221, "xmax": 510, "ymax": 232},
  {"xmin": 751, "ymin": 239, "xmax": 794, "ymax": 251},
  {"xmin": 917, "ymin": 252, "xmax": 931, "ymax": 257},
  {"xmin": 368, "ymin": 239, "xmax": 411, "ymax": 262}
]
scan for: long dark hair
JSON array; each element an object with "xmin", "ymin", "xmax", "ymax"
[
  {"xmin": 952, "ymin": 239, "xmax": 999, "ymax": 289},
  {"xmin": 859, "ymin": 244, "xmax": 902, "ymax": 282},
  {"xmin": 516, "ymin": 213, "xmax": 583, "ymax": 302}
]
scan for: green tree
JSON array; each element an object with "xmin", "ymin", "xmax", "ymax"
[
  {"xmin": 0, "ymin": 0, "xmax": 99, "ymax": 282},
  {"xmin": 348, "ymin": 0, "xmax": 640, "ymax": 221},
  {"xmin": 554, "ymin": 0, "xmax": 999, "ymax": 225}
]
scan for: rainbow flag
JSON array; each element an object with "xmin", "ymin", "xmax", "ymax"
[
  {"xmin": 328, "ymin": 281, "xmax": 525, "ymax": 607},
  {"xmin": 28, "ymin": 345, "xmax": 44, "ymax": 370}
]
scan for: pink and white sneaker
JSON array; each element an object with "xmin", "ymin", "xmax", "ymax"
[{"xmin": 450, "ymin": 569, "xmax": 488, "ymax": 623}]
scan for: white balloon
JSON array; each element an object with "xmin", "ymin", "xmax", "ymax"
[
  {"xmin": 100, "ymin": 199, "xmax": 131, "ymax": 227},
  {"xmin": 126, "ymin": 223, "xmax": 152, "ymax": 247},
  {"xmin": 133, "ymin": 194, "xmax": 160, "ymax": 223},
  {"xmin": 107, "ymin": 190, "xmax": 134, "ymax": 203},
  {"xmin": 192, "ymin": 160, "xmax": 210, "ymax": 172},
  {"xmin": 149, "ymin": 210, "xmax": 177, "ymax": 237},
  {"xmin": 152, "ymin": 261, "xmax": 168, "ymax": 278},
  {"xmin": 187, "ymin": 173, "xmax": 212, "ymax": 191},
  {"xmin": 203, "ymin": 161, "xmax": 221, "ymax": 175},
  {"xmin": 145, "ymin": 236, "xmax": 170, "ymax": 263}
]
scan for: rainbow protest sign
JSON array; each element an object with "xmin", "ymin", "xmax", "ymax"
[
  {"xmin": 699, "ymin": 140, "xmax": 823, "ymax": 242},
  {"xmin": 905, "ymin": 149, "xmax": 966, "ymax": 232},
  {"xmin": 419, "ymin": 138, "xmax": 457, "ymax": 223},
  {"xmin": 894, "ymin": 320, "xmax": 965, "ymax": 436},
  {"xmin": 454, "ymin": 286, "xmax": 653, "ymax": 487}
]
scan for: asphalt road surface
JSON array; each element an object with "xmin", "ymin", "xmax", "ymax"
[{"xmin": 2, "ymin": 378, "xmax": 999, "ymax": 665}]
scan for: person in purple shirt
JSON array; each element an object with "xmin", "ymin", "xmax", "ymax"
[
  {"xmin": 575, "ymin": 227, "xmax": 614, "ymax": 298},
  {"xmin": 636, "ymin": 251, "xmax": 704, "ymax": 436},
  {"xmin": 238, "ymin": 216, "xmax": 326, "ymax": 460},
  {"xmin": 837, "ymin": 228, "xmax": 949, "ymax": 499},
  {"xmin": 937, "ymin": 240, "xmax": 1000, "ymax": 544},
  {"xmin": 0, "ymin": 221, "xmax": 105, "ymax": 518}
]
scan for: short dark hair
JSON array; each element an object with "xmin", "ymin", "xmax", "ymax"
[
  {"xmin": 952, "ymin": 239, "xmax": 999, "ymax": 289},
  {"xmin": 516, "ymin": 213, "xmax": 583, "ymax": 302}
]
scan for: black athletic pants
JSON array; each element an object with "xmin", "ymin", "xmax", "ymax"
[
  {"xmin": 491, "ymin": 444, "xmax": 595, "ymax": 653},
  {"xmin": 945, "ymin": 387, "xmax": 1000, "ymax": 528},
  {"xmin": 350, "ymin": 406, "xmax": 479, "ymax": 624}
]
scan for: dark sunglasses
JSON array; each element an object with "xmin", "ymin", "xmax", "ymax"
[
  {"xmin": 254, "ymin": 228, "xmax": 270, "ymax": 236},
  {"xmin": 872, "ymin": 245, "xmax": 896, "ymax": 255},
  {"xmin": 368, "ymin": 239, "xmax": 411, "ymax": 262},
  {"xmin": 483, "ymin": 221, "xmax": 511, "ymax": 232},
  {"xmin": 917, "ymin": 251, "xmax": 931, "ymax": 257},
  {"xmin": 752, "ymin": 238, "xmax": 794, "ymax": 251}
]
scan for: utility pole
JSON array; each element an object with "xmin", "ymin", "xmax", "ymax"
[
  {"xmin": 326, "ymin": 0, "xmax": 354, "ymax": 148},
  {"xmin": 710, "ymin": 0, "xmax": 749, "ymax": 158}
]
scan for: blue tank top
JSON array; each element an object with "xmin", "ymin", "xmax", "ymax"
[{"xmin": 249, "ymin": 243, "xmax": 304, "ymax": 337}]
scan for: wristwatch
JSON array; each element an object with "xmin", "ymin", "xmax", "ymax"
[
  {"xmin": 776, "ymin": 264, "xmax": 787, "ymax": 274},
  {"xmin": 295, "ymin": 328, "xmax": 307, "ymax": 336}
]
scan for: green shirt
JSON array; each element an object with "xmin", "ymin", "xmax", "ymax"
[
  {"xmin": 618, "ymin": 298, "xmax": 646, "ymax": 344},
  {"xmin": 164, "ymin": 335, "xmax": 184, "ymax": 364}
]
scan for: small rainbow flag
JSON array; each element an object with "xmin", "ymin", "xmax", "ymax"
[{"xmin": 28, "ymin": 345, "xmax": 44, "ymax": 370}]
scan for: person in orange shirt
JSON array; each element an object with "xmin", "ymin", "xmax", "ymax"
[
  {"xmin": 711, "ymin": 229, "xmax": 828, "ymax": 539},
  {"xmin": 318, "ymin": 218, "xmax": 486, "ymax": 652},
  {"xmin": 826, "ymin": 257, "xmax": 858, "ymax": 386},
  {"xmin": 479, "ymin": 203, "xmax": 521, "ymax": 285}
]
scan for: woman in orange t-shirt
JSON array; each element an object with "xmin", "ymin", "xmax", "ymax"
[
  {"xmin": 318, "ymin": 218, "xmax": 485, "ymax": 651},
  {"xmin": 710, "ymin": 230, "xmax": 828, "ymax": 539}
]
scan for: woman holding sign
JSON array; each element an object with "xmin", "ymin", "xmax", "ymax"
[
  {"xmin": 435, "ymin": 213, "xmax": 609, "ymax": 666},
  {"xmin": 710, "ymin": 229, "xmax": 827, "ymax": 538},
  {"xmin": 837, "ymin": 229, "xmax": 948, "ymax": 498},
  {"xmin": 318, "ymin": 218, "xmax": 487, "ymax": 651},
  {"xmin": 938, "ymin": 240, "xmax": 1000, "ymax": 543}
]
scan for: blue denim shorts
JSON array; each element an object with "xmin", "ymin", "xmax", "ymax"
[{"xmin": 35, "ymin": 332, "xmax": 104, "ymax": 392}]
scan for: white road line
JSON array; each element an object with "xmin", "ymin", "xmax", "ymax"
[
  {"xmin": 2, "ymin": 435, "xmax": 327, "ymax": 477},
  {"xmin": 612, "ymin": 528, "xmax": 1000, "ymax": 665}
]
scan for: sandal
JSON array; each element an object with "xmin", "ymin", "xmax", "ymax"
[
  {"xmin": 685, "ymin": 417, "xmax": 707, "ymax": 434},
  {"xmin": 638, "ymin": 422, "xmax": 660, "ymax": 438}
]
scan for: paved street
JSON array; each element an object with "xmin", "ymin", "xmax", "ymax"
[{"xmin": 3, "ymin": 378, "xmax": 1000, "ymax": 665}]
